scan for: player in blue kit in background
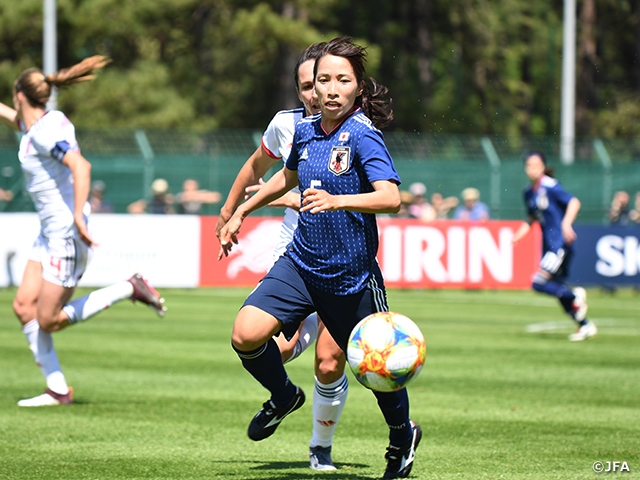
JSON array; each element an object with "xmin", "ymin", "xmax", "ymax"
[
  {"xmin": 219, "ymin": 37, "xmax": 421, "ymax": 479},
  {"xmin": 512, "ymin": 151, "xmax": 596, "ymax": 341}
]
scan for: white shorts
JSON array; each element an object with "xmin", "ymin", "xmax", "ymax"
[
  {"xmin": 29, "ymin": 234, "xmax": 90, "ymax": 288},
  {"xmin": 271, "ymin": 207, "xmax": 299, "ymax": 264}
]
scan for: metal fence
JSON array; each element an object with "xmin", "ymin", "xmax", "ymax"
[{"xmin": 1, "ymin": 129, "xmax": 639, "ymax": 223}]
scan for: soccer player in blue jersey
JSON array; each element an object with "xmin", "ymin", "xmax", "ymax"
[
  {"xmin": 216, "ymin": 42, "xmax": 348, "ymax": 471},
  {"xmin": 219, "ymin": 37, "xmax": 421, "ymax": 479},
  {"xmin": 512, "ymin": 151, "xmax": 596, "ymax": 341}
]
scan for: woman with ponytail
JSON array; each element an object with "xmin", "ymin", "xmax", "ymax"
[
  {"xmin": 219, "ymin": 37, "xmax": 421, "ymax": 479},
  {"xmin": 0, "ymin": 57, "xmax": 166, "ymax": 407}
]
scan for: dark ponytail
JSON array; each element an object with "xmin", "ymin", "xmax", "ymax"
[{"xmin": 361, "ymin": 76, "xmax": 394, "ymax": 129}]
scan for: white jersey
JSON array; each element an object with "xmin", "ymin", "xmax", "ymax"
[
  {"xmin": 261, "ymin": 107, "xmax": 305, "ymax": 259},
  {"xmin": 19, "ymin": 110, "xmax": 87, "ymax": 238}
]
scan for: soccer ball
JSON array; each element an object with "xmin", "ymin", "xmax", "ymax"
[{"xmin": 346, "ymin": 311, "xmax": 426, "ymax": 392}]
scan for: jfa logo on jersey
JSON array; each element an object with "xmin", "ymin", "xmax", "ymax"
[
  {"xmin": 328, "ymin": 146, "xmax": 350, "ymax": 175},
  {"xmin": 536, "ymin": 188, "xmax": 549, "ymax": 210},
  {"xmin": 339, "ymin": 132, "xmax": 350, "ymax": 142}
]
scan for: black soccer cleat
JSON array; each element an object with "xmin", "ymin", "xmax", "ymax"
[
  {"xmin": 383, "ymin": 420, "xmax": 422, "ymax": 479},
  {"xmin": 248, "ymin": 386, "xmax": 305, "ymax": 441}
]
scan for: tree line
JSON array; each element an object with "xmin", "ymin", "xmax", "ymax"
[{"xmin": 0, "ymin": 0, "xmax": 638, "ymax": 137}]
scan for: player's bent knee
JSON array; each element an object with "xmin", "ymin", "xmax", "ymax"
[
  {"xmin": 532, "ymin": 272, "xmax": 548, "ymax": 293},
  {"xmin": 232, "ymin": 306, "xmax": 281, "ymax": 351},
  {"xmin": 12, "ymin": 297, "xmax": 35, "ymax": 324},
  {"xmin": 315, "ymin": 358, "xmax": 344, "ymax": 382},
  {"xmin": 231, "ymin": 326, "xmax": 272, "ymax": 352}
]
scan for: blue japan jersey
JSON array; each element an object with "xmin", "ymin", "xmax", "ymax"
[
  {"xmin": 285, "ymin": 109, "xmax": 401, "ymax": 295},
  {"xmin": 523, "ymin": 175, "xmax": 575, "ymax": 254}
]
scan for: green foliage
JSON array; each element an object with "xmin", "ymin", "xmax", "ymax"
[
  {"xmin": 1, "ymin": 287, "xmax": 639, "ymax": 479},
  {"xmin": 0, "ymin": 0, "xmax": 639, "ymax": 136},
  {"xmin": 59, "ymin": 60, "xmax": 196, "ymax": 128}
]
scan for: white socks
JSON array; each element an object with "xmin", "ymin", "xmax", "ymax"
[
  {"xmin": 284, "ymin": 313, "xmax": 319, "ymax": 364},
  {"xmin": 20, "ymin": 281, "xmax": 134, "ymax": 394},
  {"xmin": 63, "ymin": 281, "xmax": 134, "ymax": 324},
  {"xmin": 22, "ymin": 319, "xmax": 69, "ymax": 395},
  {"xmin": 310, "ymin": 373, "xmax": 348, "ymax": 448}
]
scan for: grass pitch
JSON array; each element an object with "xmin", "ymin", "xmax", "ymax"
[{"xmin": 0, "ymin": 287, "xmax": 638, "ymax": 479}]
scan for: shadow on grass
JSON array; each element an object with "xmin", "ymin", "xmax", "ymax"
[{"xmin": 211, "ymin": 460, "xmax": 374, "ymax": 479}]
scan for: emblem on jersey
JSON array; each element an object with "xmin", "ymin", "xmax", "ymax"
[
  {"xmin": 300, "ymin": 148, "xmax": 309, "ymax": 160},
  {"xmin": 328, "ymin": 146, "xmax": 350, "ymax": 175},
  {"xmin": 339, "ymin": 132, "xmax": 350, "ymax": 142},
  {"xmin": 536, "ymin": 188, "xmax": 549, "ymax": 210}
]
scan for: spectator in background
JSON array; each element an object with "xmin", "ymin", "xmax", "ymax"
[
  {"xmin": 396, "ymin": 190, "xmax": 413, "ymax": 218},
  {"xmin": 407, "ymin": 182, "xmax": 435, "ymax": 222},
  {"xmin": 629, "ymin": 191, "xmax": 640, "ymax": 224},
  {"xmin": 127, "ymin": 178, "xmax": 175, "ymax": 214},
  {"xmin": 430, "ymin": 192, "xmax": 458, "ymax": 219},
  {"xmin": 0, "ymin": 187, "xmax": 13, "ymax": 202},
  {"xmin": 608, "ymin": 190, "xmax": 630, "ymax": 225},
  {"xmin": 89, "ymin": 180, "xmax": 114, "ymax": 214},
  {"xmin": 454, "ymin": 187, "xmax": 490, "ymax": 221},
  {"xmin": 175, "ymin": 178, "xmax": 222, "ymax": 215}
]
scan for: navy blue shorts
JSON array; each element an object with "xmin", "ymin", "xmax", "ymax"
[
  {"xmin": 243, "ymin": 253, "xmax": 389, "ymax": 352},
  {"xmin": 540, "ymin": 245, "xmax": 574, "ymax": 281}
]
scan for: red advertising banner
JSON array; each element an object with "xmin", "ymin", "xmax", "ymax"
[{"xmin": 200, "ymin": 217, "xmax": 541, "ymax": 289}]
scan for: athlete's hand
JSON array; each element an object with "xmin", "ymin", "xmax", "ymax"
[
  {"xmin": 245, "ymin": 179, "xmax": 300, "ymax": 210},
  {"xmin": 300, "ymin": 188, "xmax": 338, "ymax": 214},
  {"xmin": 215, "ymin": 212, "xmax": 231, "ymax": 244},
  {"xmin": 218, "ymin": 214, "xmax": 242, "ymax": 260},
  {"xmin": 75, "ymin": 216, "xmax": 97, "ymax": 248},
  {"xmin": 244, "ymin": 178, "xmax": 266, "ymax": 200},
  {"xmin": 561, "ymin": 221, "xmax": 577, "ymax": 245}
]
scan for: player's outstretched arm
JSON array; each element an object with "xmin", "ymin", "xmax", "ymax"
[
  {"xmin": 0, "ymin": 102, "xmax": 19, "ymax": 131},
  {"xmin": 512, "ymin": 217, "xmax": 534, "ymax": 244},
  {"xmin": 216, "ymin": 145, "xmax": 280, "ymax": 238},
  {"xmin": 245, "ymin": 178, "xmax": 301, "ymax": 210},
  {"xmin": 218, "ymin": 167, "xmax": 297, "ymax": 259},
  {"xmin": 561, "ymin": 197, "xmax": 581, "ymax": 244},
  {"xmin": 63, "ymin": 150, "xmax": 96, "ymax": 247}
]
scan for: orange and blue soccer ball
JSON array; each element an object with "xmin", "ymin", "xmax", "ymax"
[{"xmin": 347, "ymin": 311, "xmax": 427, "ymax": 392}]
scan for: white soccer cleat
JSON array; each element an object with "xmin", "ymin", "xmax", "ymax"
[
  {"xmin": 571, "ymin": 287, "xmax": 588, "ymax": 322},
  {"xmin": 309, "ymin": 445, "xmax": 337, "ymax": 471},
  {"xmin": 569, "ymin": 321, "xmax": 597, "ymax": 342},
  {"xmin": 18, "ymin": 387, "xmax": 73, "ymax": 407}
]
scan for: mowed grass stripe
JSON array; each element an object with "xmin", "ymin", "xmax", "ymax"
[{"xmin": 1, "ymin": 287, "xmax": 638, "ymax": 479}]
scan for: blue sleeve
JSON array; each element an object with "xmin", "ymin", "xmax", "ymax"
[
  {"xmin": 358, "ymin": 130, "xmax": 401, "ymax": 185},
  {"xmin": 550, "ymin": 182, "xmax": 574, "ymax": 208},
  {"xmin": 50, "ymin": 141, "xmax": 72, "ymax": 163}
]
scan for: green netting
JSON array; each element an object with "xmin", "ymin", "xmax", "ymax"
[{"xmin": 2, "ymin": 130, "xmax": 640, "ymax": 223}]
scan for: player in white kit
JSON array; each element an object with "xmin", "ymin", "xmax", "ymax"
[
  {"xmin": 0, "ymin": 56, "xmax": 166, "ymax": 407},
  {"xmin": 216, "ymin": 43, "xmax": 347, "ymax": 471}
]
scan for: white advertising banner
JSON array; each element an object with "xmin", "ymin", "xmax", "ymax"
[{"xmin": 0, "ymin": 214, "xmax": 201, "ymax": 288}]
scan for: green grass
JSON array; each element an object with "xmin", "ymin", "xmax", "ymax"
[{"xmin": 1, "ymin": 287, "xmax": 639, "ymax": 479}]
